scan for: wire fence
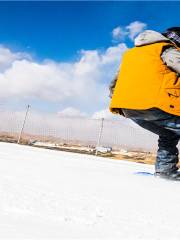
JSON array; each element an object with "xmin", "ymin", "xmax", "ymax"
[{"xmin": 0, "ymin": 105, "xmax": 160, "ymax": 153}]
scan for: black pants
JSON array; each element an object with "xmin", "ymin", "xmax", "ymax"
[{"xmin": 122, "ymin": 108, "xmax": 180, "ymax": 173}]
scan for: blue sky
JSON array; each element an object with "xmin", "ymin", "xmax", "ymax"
[
  {"xmin": 0, "ymin": 1, "xmax": 180, "ymax": 117},
  {"xmin": 1, "ymin": 1, "xmax": 179, "ymax": 61}
]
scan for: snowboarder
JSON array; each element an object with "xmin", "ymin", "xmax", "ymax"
[{"xmin": 109, "ymin": 27, "xmax": 180, "ymax": 181}]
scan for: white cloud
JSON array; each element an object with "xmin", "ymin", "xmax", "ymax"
[
  {"xmin": 102, "ymin": 43, "xmax": 127, "ymax": 65},
  {"xmin": 112, "ymin": 26, "xmax": 127, "ymax": 41},
  {"xmin": 112, "ymin": 21, "xmax": 147, "ymax": 42},
  {"xmin": 92, "ymin": 108, "xmax": 115, "ymax": 119},
  {"xmin": 0, "ymin": 43, "xmax": 127, "ymax": 115},
  {"xmin": 0, "ymin": 46, "xmax": 31, "ymax": 72},
  {"xmin": 91, "ymin": 108, "xmax": 140, "ymax": 128},
  {"xmin": 126, "ymin": 21, "xmax": 147, "ymax": 40},
  {"xmin": 0, "ymin": 22, "xmax": 147, "ymax": 118},
  {"xmin": 58, "ymin": 107, "xmax": 88, "ymax": 118}
]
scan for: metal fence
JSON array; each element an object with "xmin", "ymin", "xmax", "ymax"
[{"xmin": 0, "ymin": 105, "xmax": 160, "ymax": 153}]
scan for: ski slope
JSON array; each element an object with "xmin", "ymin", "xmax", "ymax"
[{"xmin": 0, "ymin": 142, "xmax": 179, "ymax": 239}]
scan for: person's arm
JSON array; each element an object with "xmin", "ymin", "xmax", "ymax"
[
  {"xmin": 161, "ymin": 47, "xmax": 180, "ymax": 74},
  {"xmin": 109, "ymin": 71, "xmax": 119, "ymax": 98}
]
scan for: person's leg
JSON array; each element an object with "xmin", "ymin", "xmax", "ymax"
[
  {"xmin": 156, "ymin": 133, "xmax": 179, "ymax": 174},
  {"xmin": 122, "ymin": 108, "xmax": 180, "ymax": 175},
  {"xmin": 130, "ymin": 118, "xmax": 180, "ymax": 174}
]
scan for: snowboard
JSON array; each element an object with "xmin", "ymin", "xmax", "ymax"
[{"xmin": 134, "ymin": 171, "xmax": 154, "ymax": 176}]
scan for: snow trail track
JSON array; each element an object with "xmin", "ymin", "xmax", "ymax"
[{"xmin": 0, "ymin": 142, "xmax": 179, "ymax": 239}]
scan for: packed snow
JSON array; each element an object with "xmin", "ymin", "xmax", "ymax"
[{"xmin": 0, "ymin": 142, "xmax": 179, "ymax": 239}]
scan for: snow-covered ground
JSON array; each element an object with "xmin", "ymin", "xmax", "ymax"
[{"xmin": 0, "ymin": 142, "xmax": 179, "ymax": 239}]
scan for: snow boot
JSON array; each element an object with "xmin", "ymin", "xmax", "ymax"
[{"xmin": 155, "ymin": 171, "xmax": 180, "ymax": 181}]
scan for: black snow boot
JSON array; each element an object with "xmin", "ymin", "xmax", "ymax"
[{"xmin": 155, "ymin": 171, "xmax": 180, "ymax": 181}]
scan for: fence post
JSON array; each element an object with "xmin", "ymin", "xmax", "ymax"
[
  {"xmin": 17, "ymin": 105, "xmax": 30, "ymax": 144},
  {"xmin": 95, "ymin": 118, "xmax": 104, "ymax": 156}
]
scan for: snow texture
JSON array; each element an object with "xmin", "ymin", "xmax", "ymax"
[{"xmin": 0, "ymin": 142, "xmax": 179, "ymax": 239}]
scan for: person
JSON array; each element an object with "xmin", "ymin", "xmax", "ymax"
[{"xmin": 109, "ymin": 27, "xmax": 180, "ymax": 181}]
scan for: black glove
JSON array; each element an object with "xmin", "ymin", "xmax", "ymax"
[{"xmin": 109, "ymin": 74, "xmax": 118, "ymax": 98}]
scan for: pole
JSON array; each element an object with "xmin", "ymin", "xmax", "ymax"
[
  {"xmin": 17, "ymin": 105, "xmax": 30, "ymax": 144},
  {"xmin": 95, "ymin": 118, "xmax": 104, "ymax": 156}
]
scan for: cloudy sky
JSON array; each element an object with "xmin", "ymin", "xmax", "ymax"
[{"xmin": 0, "ymin": 1, "xmax": 179, "ymax": 118}]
